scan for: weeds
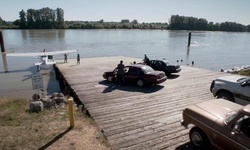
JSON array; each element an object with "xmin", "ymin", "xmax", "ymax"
[
  {"xmin": 238, "ymin": 69, "xmax": 250, "ymax": 76},
  {"xmin": 0, "ymin": 98, "xmax": 108, "ymax": 150}
]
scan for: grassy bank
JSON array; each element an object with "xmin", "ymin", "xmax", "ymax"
[
  {"xmin": 0, "ymin": 98, "xmax": 111, "ymax": 150},
  {"xmin": 238, "ymin": 69, "xmax": 250, "ymax": 76}
]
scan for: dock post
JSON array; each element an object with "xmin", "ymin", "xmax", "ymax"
[
  {"xmin": 68, "ymin": 97, "xmax": 75, "ymax": 128},
  {"xmin": 187, "ymin": 32, "xmax": 191, "ymax": 47},
  {"xmin": 0, "ymin": 31, "xmax": 9, "ymax": 72}
]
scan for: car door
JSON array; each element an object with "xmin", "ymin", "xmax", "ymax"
[
  {"xmin": 230, "ymin": 115, "xmax": 250, "ymax": 149},
  {"xmin": 125, "ymin": 66, "xmax": 139, "ymax": 83},
  {"xmin": 150, "ymin": 60, "xmax": 162, "ymax": 70},
  {"xmin": 240, "ymin": 80, "xmax": 250, "ymax": 105},
  {"xmin": 235, "ymin": 79, "xmax": 250, "ymax": 105},
  {"xmin": 149, "ymin": 60, "xmax": 156, "ymax": 69},
  {"xmin": 213, "ymin": 115, "xmax": 250, "ymax": 150}
]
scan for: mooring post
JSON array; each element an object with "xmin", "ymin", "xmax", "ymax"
[
  {"xmin": 68, "ymin": 97, "xmax": 75, "ymax": 128},
  {"xmin": 0, "ymin": 31, "xmax": 5, "ymax": 52},
  {"xmin": 0, "ymin": 31, "xmax": 9, "ymax": 72},
  {"xmin": 187, "ymin": 32, "xmax": 191, "ymax": 47}
]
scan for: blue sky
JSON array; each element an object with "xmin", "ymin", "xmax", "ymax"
[{"xmin": 1, "ymin": 0, "xmax": 250, "ymax": 25}]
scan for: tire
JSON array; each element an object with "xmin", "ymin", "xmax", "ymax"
[
  {"xmin": 217, "ymin": 91, "xmax": 235, "ymax": 102},
  {"xmin": 165, "ymin": 72, "xmax": 171, "ymax": 76},
  {"xmin": 210, "ymin": 80, "xmax": 214, "ymax": 92},
  {"xmin": 107, "ymin": 76, "xmax": 113, "ymax": 82},
  {"xmin": 163, "ymin": 70, "xmax": 171, "ymax": 76},
  {"xmin": 189, "ymin": 127, "xmax": 210, "ymax": 149},
  {"xmin": 137, "ymin": 79, "xmax": 144, "ymax": 87}
]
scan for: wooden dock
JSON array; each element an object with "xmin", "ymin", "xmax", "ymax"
[{"xmin": 55, "ymin": 56, "xmax": 226, "ymax": 150}]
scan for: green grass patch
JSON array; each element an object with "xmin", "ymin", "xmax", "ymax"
[{"xmin": 238, "ymin": 69, "xmax": 250, "ymax": 76}]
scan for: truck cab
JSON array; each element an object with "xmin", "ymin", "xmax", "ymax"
[
  {"xmin": 181, "ymin": 99, "xmax": 250, "ymax": 150},
  {"xmin": 210, "ymin": 75, "xmax": 250, "ymax": 105}
]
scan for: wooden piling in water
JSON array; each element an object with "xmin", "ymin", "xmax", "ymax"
[
  {"xmin": 0, "ymin": 31, "xmax": 5, "ymax": 52},
  {"xmin": 0, "ymin": 31, "xmax": 9, "ymax": 72},
  {"xmin": 187, "ymin": 32, "xmax": 191, "ymax": 47}
]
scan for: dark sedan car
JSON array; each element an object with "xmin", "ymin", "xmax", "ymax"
[
  {"xmin": 149, "ymin": 59, "xmax": 181, "ymax": 75},
  {"xmin": 103, "ymin": 64, "xmax": 167, "ymax": 87}
]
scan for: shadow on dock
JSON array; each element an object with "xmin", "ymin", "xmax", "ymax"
[
  {"xmin": 99, "ymin": 80, "xmax": 165, "ymax": 93},
  {"xmin": 167, "ymin": 74, "xmax": 180, "ymax": 79}
]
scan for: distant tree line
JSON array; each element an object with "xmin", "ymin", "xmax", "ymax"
[
  {"xmin": 1, "ymin": 8, "xmax": 250, "ymax": 32},
  {"xmin": 65, "ymin": 19, "xmax": 167, "ymax": 30},
  {"xmin": 167, "ymin": 15, "xmax": 250, "ymax": 32},
  {"xmin": 0, "ymin": 17, "xmax": 17, "ymax": 29},
  {"xmin": 8, "ymin": 7, "xmax": 167, "ymax": 30}
]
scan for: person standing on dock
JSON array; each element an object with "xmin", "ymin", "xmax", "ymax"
[
  {"xmin": 143, "ymin": 54, "xmax": 150, "ymax": 65},
  {"xmin": 77, "ymin": 53, "xmax": 80, "ymax": 65},
  {"xmin": 64, "ymin": 53, "xmax": 68, "ymax": 63},
  {"xmin": 117, "ymin": 60, "xmax": 125, "ymax": 85}
]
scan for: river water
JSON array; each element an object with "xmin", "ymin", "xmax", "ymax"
[
  {"xmin": 1, "ymin": 29, "xmax": 250, "ymax": 71},
  {"xmin": 0, "ymin": 29, "xmax": 250, "ymax": 98}
]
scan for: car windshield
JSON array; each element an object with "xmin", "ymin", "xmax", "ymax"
[
  {"xmin": 224, "ymin": 111, "xmax": 239, "ymax": 124},
  {"xmin": 162, "ymin": 59, "xmax": 170, "ymax": 65},
  {"xmin": 237, "ymin": 77, "xmax": 250, "ymax": 83},
  {"xmin": 142, "ymin": 66, "xmax": 154, "ymax": 74}
]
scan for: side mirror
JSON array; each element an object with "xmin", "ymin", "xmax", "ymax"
[{"xmin": 241, "ymin": 82, "xmax": 247, "ymax": 87}]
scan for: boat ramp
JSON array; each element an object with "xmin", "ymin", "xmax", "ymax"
[{"xmin": 55, "ymin": 56, "xmax": 226, "ymax": 150}]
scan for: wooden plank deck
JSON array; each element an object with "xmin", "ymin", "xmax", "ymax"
[{"xmin": 55, "ymin": 56, "xmax": 227, "ymax": 150}]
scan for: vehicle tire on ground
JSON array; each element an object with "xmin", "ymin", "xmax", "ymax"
[
  {"xmin": 217, "ymin": 91, "xmax": 235, "ymax": 102},
  {"xmin": 107, "ymin": 76, "xmax": 113, "ymax": 82},
  {"xmin": 137, "ymin": 79, "xmax": 144, "ymax": 87},
  {"xmin": 210, "ymin": 80, "xmax": 215, "ymax": 92},
  {"xmin": 163, "ymin": 70, "xmax": 171, "ymax": 76},
  {"xmin": 189, "ymin": 127, "xmax": 210, "ymax": 149}
]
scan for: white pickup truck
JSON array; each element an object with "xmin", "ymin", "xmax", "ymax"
[{"xmin": 210, "ymin": 75, "xmax": 250, "ymax": 105}]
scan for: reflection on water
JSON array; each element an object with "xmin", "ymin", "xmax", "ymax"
[
  {"xmin": 22, "ymin": 30, "xmax": 65, "ymax": 42},
  {"xmin": 186, "ymin": 47, "xmax": 190, "ymax": 65}
]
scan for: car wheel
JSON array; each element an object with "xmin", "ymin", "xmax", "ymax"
[
  {"xmin": 210, "ymin": 80, "xmax": 215, "ymax": 92},
  {"xmin": 107, "ymin": 76, "xmax": 113, "ymax": 82},
  {"xmin": 137, "ymin": 79, "xmax": 144, "ymax": 87},
  {"xmin": 189, "ymin": 127, "xmax": 210, "ymax": 149},
  {"xmin": 163, "ymin": 70, "xmax": 171, "ymax": 76},
  {"xmin": 217, "ymin": 91, "xmax": 235, "ymax": 102},
  {"xmin": 165, "ymin": 72, "xmax": 171, "ymax": 76}
]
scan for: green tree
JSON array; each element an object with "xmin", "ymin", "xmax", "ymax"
[
  {"xmin": 26, "ymin": 9, "xmax": 35, "ymax": 28},
  {"xmin": 167, "ymin": 15, "xmax": 248, "ymax": 32},
  {"xmin": 40, "ymin": 7, "xmax": 52, "ymax": 28},
  {"xmin": 99, "ymin": 19, "xmax": 104, "ymax": 23},
  {"xmin": 56, "ymin": 8, "xmax": 65, "ymax": 28},
  {"xmin": 121, "ymin": 19, "xmax": 130, "ymax": 23},
  {"xmin": 247, "ymin": 25, "xmax": 250, "ymax": 32},
  {"xmin": 19, "ymin": 9, "xmax": 26, "ymax": 28},
  {"xmin": 0, "ymin": 17, "xmax": 3, "ymax": 25},
  {"xmin": 131, "ymin": 19, "xmax": 138, "ymax": 24},
  {"xmin": 13, "ymin": 19, "xmax": 21, "ymax": 26},
  {"xmin": 213, "ymin": 23, "xmax": 220, "ymax": 31},
  {"xmin": 21, "ymin": 7, "xmax": 64, "ymax": 29}
]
